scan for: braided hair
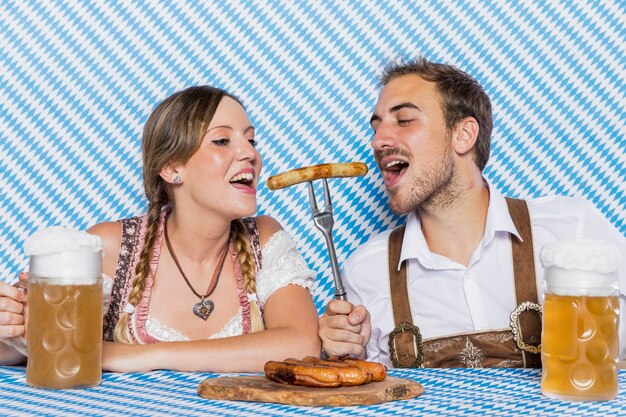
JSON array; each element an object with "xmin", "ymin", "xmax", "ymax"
[{"xmin": 231, "ymin": 219, "xmax": 264, "ymax": 332}]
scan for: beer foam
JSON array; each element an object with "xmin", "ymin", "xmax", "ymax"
[
  {"xmin": 541, "ymin": 239, "xmax": 620, "ymax": 296},
  {"xmin": 25, "ymin": 227, "xmax": 102, "ymax": 281},
  {"xmin": 540, "ymin": 239, "xmax": 619, "ymax": 274},
  {"xmin": 24, "ymin": 227, "xmax": 102, "ymax": 256}
]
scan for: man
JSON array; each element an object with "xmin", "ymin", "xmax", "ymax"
[{"xmin": 319, "ymin": 57, "xmax": 625, "ymax": 368}]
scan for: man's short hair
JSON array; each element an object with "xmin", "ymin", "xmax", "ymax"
[{"xmin": 380, "ymin": 57, "xmax": 492, "ymax": 172}]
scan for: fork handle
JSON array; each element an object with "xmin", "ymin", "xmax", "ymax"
[{"xmin": 317, "ymin": 227, "xmax": 347, "ymax": 301}]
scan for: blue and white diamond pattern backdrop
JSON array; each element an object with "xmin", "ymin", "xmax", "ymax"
[{"xmin": 1, "ymin": 0, "xmax": 624, "ymax": 312}]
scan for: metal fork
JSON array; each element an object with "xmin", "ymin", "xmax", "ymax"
[{"xmin": 307, "ymin": 179, "xmax": 346, "ymax": 300}]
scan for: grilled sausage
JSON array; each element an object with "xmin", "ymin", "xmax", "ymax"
[
  {"xmin": 264, "ymin": 360, "xmax": 341, "ymax": 387},
  {"xmin": 301, "ymin": 356, "xmax": 372, "ymax": 385},
  {"xmin": 265, "ymin": 356, "xmax": 385, "ymax": 387},
  {"xmin": 266, "ymin": 162, "xmax": 368, "ymax": 190},
  {"xmin": 330, "ymin": 355, "xmax": 387, "ymax": 382}
]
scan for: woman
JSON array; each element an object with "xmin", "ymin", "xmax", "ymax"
[{"xmin": 0, "ymin": 86, "xmax": 320, "ymax": 372}]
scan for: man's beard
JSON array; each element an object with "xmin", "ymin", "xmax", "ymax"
[{"xmin": 386, "ymin": 138, "xmax": 459, "ymax": 214}]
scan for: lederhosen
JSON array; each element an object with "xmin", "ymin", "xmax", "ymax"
[{"xmin": 387, "ymin": 198, "xmax": 542, "ymax": 368}]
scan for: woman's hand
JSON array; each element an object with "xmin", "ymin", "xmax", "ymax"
[
  {"xmin": 102, "ymin": 341, "xmax": 158, "ymax": 373},
  {"xmin": 0, "ymin": 273, "xmax": 29, "ymax": 364},
  {"xmin": 0, "ymin": 273, "xmax": 28, "ymax": 341}
]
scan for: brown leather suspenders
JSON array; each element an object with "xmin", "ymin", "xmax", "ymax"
[
  {"xmin": 505, "ymin": 198, "xmax": 542, "ymax": 367},
  {"xmin": 388, "ymin": 224, "xmax": 423, "ymax": 368},
  {"xmin": 387, "ymin": 198, "xmax": 542, "ymax": 368}
]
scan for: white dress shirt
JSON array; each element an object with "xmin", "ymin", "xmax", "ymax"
[{"xmin": 342, "ymin": 184, "xmax": 626, "ymax": 368}]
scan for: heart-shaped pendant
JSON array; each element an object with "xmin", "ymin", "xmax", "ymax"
[{"xmin": 192, "ymin": 299, "xmax": 214, "ymax": 320}]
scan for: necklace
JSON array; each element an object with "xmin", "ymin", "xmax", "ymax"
[{"xmin": 163, "ymin": 220, "xmax": 230, "ymax": 320}]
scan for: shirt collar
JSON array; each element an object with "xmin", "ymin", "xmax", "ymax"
[
  {"xmin": 398, "ymin": 209, "xmax": 431, "ymax": 270},
  {"xmin": 483, "ymin": 179, "xmax": 521, "ymax": 245},
  {"xmin": 397, "ymin": 178, "xmax": 521, "ymax": 271}
]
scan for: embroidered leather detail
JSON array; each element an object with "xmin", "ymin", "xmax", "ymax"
[{"xmin": 459, "ymin": 338, "xmax": 485, "ymax": 368}]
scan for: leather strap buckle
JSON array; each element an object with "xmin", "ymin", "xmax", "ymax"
[
  {"xmin": 509, "ymin": 301, "xmax": 542, "ymax": 354},
  {"xmin": 388, "ymin": 322, "xmax": 424, "ymax": 368}
]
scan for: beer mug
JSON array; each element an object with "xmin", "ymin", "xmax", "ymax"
[
  {"xmin": 540, "ymin": 239, "xmax": 620, "ymax": 401},
  {"xmin": 24, "ymin": 227, "xmax": 103, "ymax": 389}
]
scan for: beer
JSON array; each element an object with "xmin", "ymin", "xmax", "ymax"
[
  {"xmin": 540, "ymin": 239, "xmax": 620, "ymax": 401},
  {"xmin": 26, "ymin": 280, "xmax": 103, "ymax": 389},
  {"xmin": 24, "ymin": 227, "xmax": 103, "ymax": 389},
  {"xmin": 541, "ymin": 294, "xmax": 618, "ymax": 401}
]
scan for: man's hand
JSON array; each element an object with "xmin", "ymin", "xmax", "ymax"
[{"xmin": 318, "ymin": 299, "xmax": 371, "ymax": 359}]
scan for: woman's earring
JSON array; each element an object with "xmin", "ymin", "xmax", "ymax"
[{"xmin": 173, "ymin": 174, "xmax": 182, "ymax": 184}]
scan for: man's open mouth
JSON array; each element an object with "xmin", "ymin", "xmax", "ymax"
[{"xmin": 380, "ymin": 157, "xmax": 409, "ymax": 188}]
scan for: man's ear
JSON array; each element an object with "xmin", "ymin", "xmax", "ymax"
[
  {"xmin": 452, "ymin": 117, "xmax": 479, "ymax": 155},
  {"xmin": 160, "ymin": 164, "xmax": 184, "ymax": 184}
]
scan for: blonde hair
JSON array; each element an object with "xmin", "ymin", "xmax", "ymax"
[
  {"xmin": 114, "ymin": 86, "xmax": 262, "ymax": 342},
  {"xmin": 232, "ymin": 220, "xmax": 265, "ymax": 332}
]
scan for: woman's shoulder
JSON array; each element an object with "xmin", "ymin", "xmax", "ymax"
[
  {"xmin": 88, "ymin": 221, "xmax": 122, "ymax": 246},
  {"xmin": 251, "ymin": 216, "xmax": 314, "ymax": 305},
  {"xmin": 87, "ymin": 221, "xmax": 122, "ymax": 277},
  {"xmin": 251, "ymin": 215, "xmax": 283, "ymax": 247}
]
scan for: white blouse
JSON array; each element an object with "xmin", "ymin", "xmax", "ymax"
[{"xmin": 106, "ymin": 230, "xmax": 315, "ymax": 342}]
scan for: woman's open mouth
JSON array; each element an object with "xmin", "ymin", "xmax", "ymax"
[{"xmin": 229, "ymin": 171, "xmax": 257, "ymax": 194}]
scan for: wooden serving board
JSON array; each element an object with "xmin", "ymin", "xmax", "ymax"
[{"xmin": 197, "ymin": 375, "xmax": 424, "ymax": 407}]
